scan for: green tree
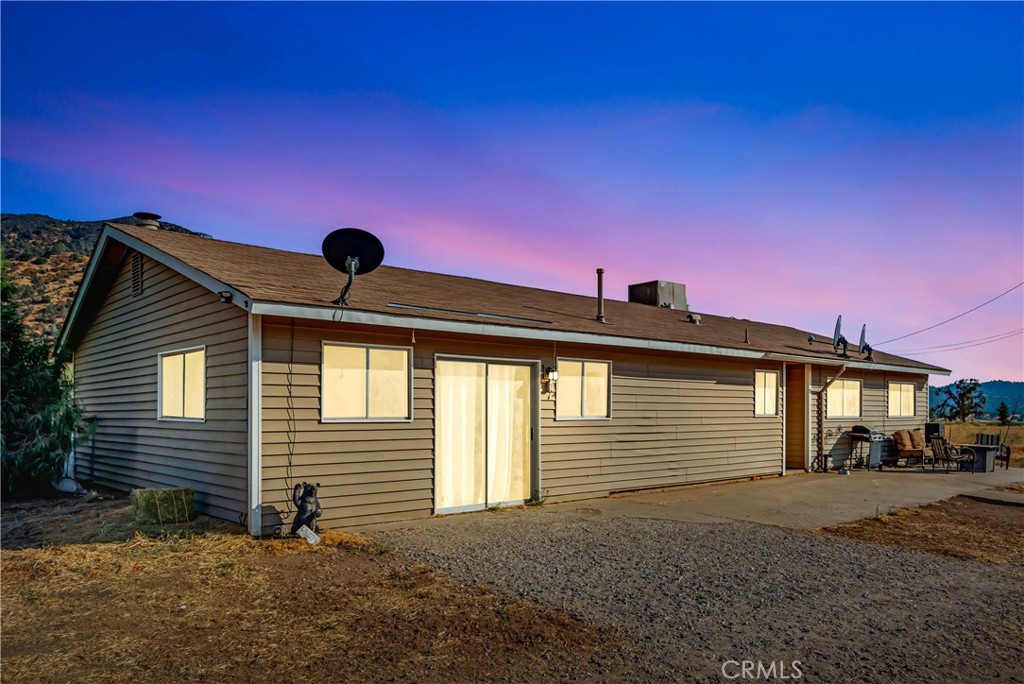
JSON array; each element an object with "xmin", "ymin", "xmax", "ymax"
[
  {"xmin": 1, "ymin": 260, "xmax": 92, "ymax": 495},
  {"xmin": 935, "ymin": 379, "xmax": 986, "ymax": 422},
  {"xmin": 996, "ymin": 401, "xmax": 1011, "ymax": 426}
]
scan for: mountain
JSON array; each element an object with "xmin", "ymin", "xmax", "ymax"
[
  {"xmin": 1, "ymin": 213, "xmax": 198, "ymax": 341},
  {"xmin": 929, "ymin": 380, "xmax": 1024, "ymax": 418}
]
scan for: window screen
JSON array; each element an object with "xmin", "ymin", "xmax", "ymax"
[
  {"xmin": 322, "ymin": 344, "xmax": 410, "ymax": 420},
  {"xmin": 556, "ymin": 359, "xmax": 610, "ymax": 419},
  {"xmin": 888, "ymin": 382, "xmax": 916, "ymax": 417},
  {"xmin": 160, "ymin": 348, "xmax": 205, "ymax": 420},
  {"xmin": 826, "ymin": 379, "xmax": 861, "ymax": 418},
  {"xmin": 755, "ymin": 370, "xmax": 779, "ymax": 416}
]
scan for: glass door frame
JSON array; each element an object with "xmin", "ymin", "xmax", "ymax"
[{"xmin": 433, "ymin": 354, "xmax": 541, "ymax": 514}]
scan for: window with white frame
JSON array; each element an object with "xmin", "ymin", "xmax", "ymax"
[
  {"xmin": 556, "ymin": 359, "xmax": 611, "ymax": 419},
  {"xmin": 826, "ymin": 378, "xmax": 861, "ymax": 418},
  {"xmin": 159, "ymin": 347, "xmax": 205, "ymax": 420},
  {"xmin": 888, "ymin": 382, "xmax": 916, "ymax": 417},
  {"xmin": 754, "ymin": 370, "xmax": 779, "ymax": 416},
  {"xmin": 322, "ymin": 344, "xmax": 411, "ymax": 421}
]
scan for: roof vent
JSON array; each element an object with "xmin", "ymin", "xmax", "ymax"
[
  {"xmin": 686, "ymin": 313, "xmax": 701, "ymax": 325},
  {"xmin": 628, "ymin": 280, "xmax": 688, "ymax": 311},
  {"xmin": 133, "ymin": 212, "xmax": 161, "ymax": 230}
]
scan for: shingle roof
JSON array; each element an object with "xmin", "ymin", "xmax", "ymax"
[{"xmin": 100, "ymin": 223, "xmax": 948, "ymax": 374}]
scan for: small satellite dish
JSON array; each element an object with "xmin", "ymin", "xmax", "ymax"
[
  {"xmin": 858, "ymin": 324, "xmax": 874, "ymax": 362},
  {"xmin": 321, "ymin": 228, "xmax": 385, "ymax": 306},
  {"xmin": 832, "ymin": 315, "xmax": 849, "ymax": 357}
]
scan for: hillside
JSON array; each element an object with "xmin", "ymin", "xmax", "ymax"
[
  {"xmin": 929, "ymin": 380, "xmax": 1024, "ymax": 418},
  {"xmin": 1, "ymin": 213, "xmax": 197, "ymax": 341}
]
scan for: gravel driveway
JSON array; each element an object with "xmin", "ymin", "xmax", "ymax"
[{"xmin": 378, "ymin": 507, "xmax": 1024, "ymax": 683}]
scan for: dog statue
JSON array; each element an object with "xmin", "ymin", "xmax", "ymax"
[{"xmin": 291, "ymin": 482, "xmax": 323, "ymax": 534}]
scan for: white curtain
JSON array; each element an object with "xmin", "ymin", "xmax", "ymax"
[
  {"xmin": 436, "ymin": 361, "xmax": 486, "ymax": 510},
  {"xmin": 487, "ymin": 364, "xmax": 531, "ymax": 504}
]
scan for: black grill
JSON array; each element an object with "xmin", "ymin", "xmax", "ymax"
[
  {"xmin": 849, "ymin": 424, "xmax": 885, "ymax": 442},
  {"xmin": 848, "ymin": 425, "xmax": 886, "ymax": 469}
]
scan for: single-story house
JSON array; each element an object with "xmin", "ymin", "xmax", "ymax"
[{"xmin": 58, "ymin": 220, "xmax": 949, "ymax": 535}]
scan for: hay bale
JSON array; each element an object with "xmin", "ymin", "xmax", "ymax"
[{"xmin": 130, "ymin": 487, "xmax": 197, "ymax": 525}]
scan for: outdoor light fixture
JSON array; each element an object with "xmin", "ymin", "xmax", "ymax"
[
  {"xmin": 218, "ymin": 291, "xmax": 233, "ymax": 304},
  {"xmin": 542, "ymin": 366, "xmax": 558, "ymax": 393}
]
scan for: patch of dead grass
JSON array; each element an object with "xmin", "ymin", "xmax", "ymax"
[
  {"xmin": 819, "ymin": 496, "xmax": 1024, "ymax": 566},
  {"xmin": 1, "ymin": 497, "xmax": 627, "ymax": 683}
]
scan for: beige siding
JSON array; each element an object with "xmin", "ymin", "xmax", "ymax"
[
  {"xmin": 73, "ymin": 254, "xmax": 249, "ymax": 521},
  {"xmin": 809, "ymin": 368, "xmax": 929, "ymax": 469},
  {"xmin": 541, "ymin": 359, "xmax": 783, "ymax": 502},
  {"xmin": 260, "ymin": 318, "xmax": 785, "ymax": 531}
]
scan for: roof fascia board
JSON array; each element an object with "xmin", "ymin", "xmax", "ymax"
[
  {"xmin": 56, "ymin": 230, "xmax": 117, "ymax": 353},
  {"xmin": 252, "ymin": 301, "xmax": 769, "ymax": 360},
  {"xmin": 253, "ymin": 301, "xmax": 949, "ymax": 375},
  {"xmin": 104, "ymin": 226, "xmax": 250, "ymax": 310},
  {"xmin": 764, "ymin": 353, "xmax": 948, "ymax": 376}
]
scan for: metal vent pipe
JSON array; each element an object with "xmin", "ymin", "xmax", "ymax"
[{"xmin": 596, "ymin": 268, "xmax": 607, "ymax": 323}]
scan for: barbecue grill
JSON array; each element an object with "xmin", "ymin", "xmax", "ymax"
[{"xmin": 849, "ymin": 425, "xmax": 885, "ymax": 469}]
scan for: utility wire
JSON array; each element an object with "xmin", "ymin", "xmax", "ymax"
[
  {"xmin": 890, "ymin": 327, "xmax": 1024, "ymax": 353},
  {"xmin": 891, "ymin": 329, "xmax": 1023, "ymax": 355},
  {"xmin": 875, "ymin": 281, "xmax": 1024, "ymax": 346}
]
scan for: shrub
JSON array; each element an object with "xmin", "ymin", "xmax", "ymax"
[{"xmin": 1, "ymin": 261, "xmax": 93, "ymax": 495}]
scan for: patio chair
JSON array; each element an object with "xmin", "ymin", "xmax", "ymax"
[
  {"xmin": 976, "ymin": 433, "xmax": 1012, "ymax": 470},
  {"xmin": 891, "ymin": 430, "xmax": 926, "ymax": 467},
  {"xmin": 929, "ymin": 436, "xmax": 976, "ymax": 473}
]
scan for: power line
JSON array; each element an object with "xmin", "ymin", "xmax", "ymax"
[
  {"xmin": 892, "ymin": 329, "xmax": 1023, "ymax": 355},
  {"xmin": 875, "ymin": 281, "xmax": 1024, "ymax": 346},
  {"xmin": 890, "ymin": 327, "xmax": 1024, "ymax": 353}
]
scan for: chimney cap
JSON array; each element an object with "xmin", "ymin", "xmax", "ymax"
[{"xmin": 132, "ymin": 212, "xmax": 161, "ymax": 230}]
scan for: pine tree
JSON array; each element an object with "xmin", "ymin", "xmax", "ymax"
[{"xmin": 996, "ymin": 402, "xmax": 1011, "ymax": 426}]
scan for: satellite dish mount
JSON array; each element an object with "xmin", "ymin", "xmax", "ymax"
[{"xmin": 321, "ymin": 228, "xmax": 385, "ymax": 307}]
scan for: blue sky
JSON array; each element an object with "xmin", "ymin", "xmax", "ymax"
[{"xmin": 3, "ymin": 2, "xmax": 1022, "ymax": 380}]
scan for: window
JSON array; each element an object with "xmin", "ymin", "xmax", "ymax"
[
  {"xmin": 888, "ymin": 382, "xmax": 916, "ymax": 417},
  {"xmin": 754, "ymin": 370, "xmax": 779, "ymax": 416},
  {"xmin": 556, "ymin": 359, "xmax": 611, "ymax": 419},
  {"xmin": 826, "ymin": 378, "xmax": 861, "ymax": 418},
  {"xmin": 322, "ymin": 344, "xmax": 411, "ymax": 421},
  {"xmin": 159, "ymin": 347, "xmax": 205, "ymax": 420}
]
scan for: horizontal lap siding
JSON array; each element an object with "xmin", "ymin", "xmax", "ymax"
[
  {"xmin": 260, "ymin": 323, "xmax": 435, "ymax": 533},
  {"xmin": 74, "ymin": 255, "xmax": 248, "ymax": 522},
  {"xmin": 259, "ymin": 318, "xmax": 784, "ymax": 529},
  {"xmin": 809, "ymin": 369, "xmax": 929, "ymax": 469},
  {"xmin": 541, "ymin": 360, "xmax": 783, "ymax": 502}
]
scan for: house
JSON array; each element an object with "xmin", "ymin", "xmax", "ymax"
[{"xmin": 58, "ymin": 219, "xmax": 949, "ymax": 535}]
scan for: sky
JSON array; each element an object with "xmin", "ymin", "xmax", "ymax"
[{"xmin": 2, "ymin": 2, "xmax": 1022, "ymax": 383}]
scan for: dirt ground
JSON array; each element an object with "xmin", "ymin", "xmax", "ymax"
[
  {"xmin": 820, "ymin": 495, "xmax": 1024, "ymax": 566},
  {"xmin": 1, "ymin": 496, "xmax": 629, "ymax": 684}
]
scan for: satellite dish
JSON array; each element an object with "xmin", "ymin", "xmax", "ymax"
[
  {"xmin": 832, "ymin": 315, "xmax": 849, "ymax": 357},
  {"xmin": 321, "ymin": 228, "xmax": 385, "ymax": 306},
  {"xmin": 858, "ymin": 324, "xmax": 874, "ymax": 362}
]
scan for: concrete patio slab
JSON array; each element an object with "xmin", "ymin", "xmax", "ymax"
[
  {"xmin": 567, "ymin": 467, "xmax": 1024, "ymax": 529},
  {"xmin": 364, "ymin": 467, "xmax": 1024, "ymax": 532}
]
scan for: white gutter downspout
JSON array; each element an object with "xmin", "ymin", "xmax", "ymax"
[{"xmin": 815, "ymin": 364, "xmax": 848, "ymax": 472}]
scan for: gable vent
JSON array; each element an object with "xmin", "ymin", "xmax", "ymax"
[{"xmin": 131, "ymin": 252, "xmax": 144, "ymax": 297}]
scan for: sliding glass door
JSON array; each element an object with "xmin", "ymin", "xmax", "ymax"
[{"xmin": 436, "ymin": 359, "xmax": 533, "ymax": 513}]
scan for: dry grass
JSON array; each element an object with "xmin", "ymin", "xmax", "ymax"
[
  {"xmin": 944, "ymin": 423, "xmax": 1024, "ymax": 467},
  {"xmin": 820, "ymin": 496, "xmax": 1024, "ymax": 566},
  {"xmin": 1, "ymin": 497, "xmax": 626, "ymax": 683},
  {"xmin": 996, "ymin": 482, "xmax": 1024, "ymax": 495}
]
